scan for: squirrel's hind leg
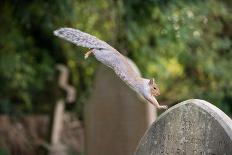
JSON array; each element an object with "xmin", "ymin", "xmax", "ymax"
[{"xmin": 84, "ymin": 50, "xmax": 93, "ymax": 59}]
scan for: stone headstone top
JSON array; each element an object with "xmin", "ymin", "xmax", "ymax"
[{"xmin": 135, "ymin": 99, "xmax": 232, "ymax": 155}]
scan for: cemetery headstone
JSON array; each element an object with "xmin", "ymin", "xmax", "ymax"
[
  {"xmin": 135, "ymin": 99, "xmax": 232, "ymax": 155},
  {"xmin": 84, "ymin": 65, "xmax": 156, "ymax": 155}
]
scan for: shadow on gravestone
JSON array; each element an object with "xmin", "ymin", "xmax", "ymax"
[
  {"xmin": 84, "ymin": 65, "xmax": 156, "ymax": 155},
  {"xmin": 135, "ymin": 99, "xmax": 232, "ymax": 155}
]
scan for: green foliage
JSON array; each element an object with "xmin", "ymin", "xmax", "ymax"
[
  {"xmin": 0, "ymin": 0, "xmax": 231, "ymax": 116},
  {"xmin": 123, "ymin": 0, "xmax": 232, "ymax": 114},
  {"xmin": 0, "ymin": 0, "xmax": 118, "ymax": 118},
  {"xmin": 0, "ymin": 148, "xmax": 9, "ymax": 155}
]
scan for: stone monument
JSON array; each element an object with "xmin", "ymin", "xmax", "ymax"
[
  {"xmin": 84, "ymin": 65, "xmax": 156, "ymax": 155},
  {"xmin": 135, "ymin": 99, "xmax": 232, "ymax": 155}
]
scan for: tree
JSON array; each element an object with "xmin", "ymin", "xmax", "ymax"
[
  {"xmin": 0, "ymin": 0, "xmax": 231, "ymax": 117},
  {"xmin": 122, "ymin": 0, "xmax": 232, "ymax": 114}
]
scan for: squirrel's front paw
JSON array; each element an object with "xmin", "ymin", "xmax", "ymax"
[
  {"xmin": 84, "ymin": 50, "xmax": 93, "ymax": 59},
  {"xmin": 157, "ymin": 105, "xmax": 168, "ymax": 110}
]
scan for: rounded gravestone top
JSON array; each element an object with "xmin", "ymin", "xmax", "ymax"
[{"xmin": 135, "ymin": 99, "xmax": 232, "ymax": 155}]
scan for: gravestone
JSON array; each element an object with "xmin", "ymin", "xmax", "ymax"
[
  {"xmin": 84, "ymin": 65, "xmax": 156, "ymax": 155},
  {"xmin": 135, "ymin": 99, "xmax": 232, "ymax": 155}
]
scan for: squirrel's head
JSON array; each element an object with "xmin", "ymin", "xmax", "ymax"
[{"xmin": 148, "ymin": 78, "xmax": 160, "ymax": 97}]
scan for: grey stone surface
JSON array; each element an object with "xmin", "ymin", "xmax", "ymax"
[
  {"xmin": 84, "ymin": 65, "xmax": 156, "ymax": 155},
  {"xmin": 135, "ymin": 99, "xmax": 232, "ymax": 155}
]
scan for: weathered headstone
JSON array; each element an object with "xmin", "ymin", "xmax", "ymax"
[
  {"xmin": 84, "ymin": 65, "xmax": 156, "ymax": 155},
  {"xmin": 135, "ymin": 99, "xmax": 232, "ymax": 155}
]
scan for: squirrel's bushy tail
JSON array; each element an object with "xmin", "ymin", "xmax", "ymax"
[{"xmin": 54, "ymin": 28, "xmax": 111, "ymax": 50}]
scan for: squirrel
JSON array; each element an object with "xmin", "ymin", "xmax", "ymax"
[{"xmin": 54, "ymin": 28, "xmax": 168, "ymax": 109}]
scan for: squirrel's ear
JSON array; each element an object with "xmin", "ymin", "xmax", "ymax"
[
  {"xmin": 153, "ymin": 78, "xmax": 155, "ymax": 83},
  {"xmin": 149, "ymin": 78, "xmax": 155, "ymax": 85},
  {"xmin": 148, "ymin": 78, "xmax": 155, "ymax": 85}
]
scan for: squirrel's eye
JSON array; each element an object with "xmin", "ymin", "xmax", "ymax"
[{"xmin": 153, "ymin": 87, "xmax": 156, "ymax": 89}]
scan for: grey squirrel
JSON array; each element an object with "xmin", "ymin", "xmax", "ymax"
[{"xmin": 54, "ymin": 28, "xmax": 167, "ymax": 109}]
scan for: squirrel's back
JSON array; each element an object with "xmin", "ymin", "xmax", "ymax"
[
  {"xmin": 54, "ymin": 28, "xmax": 111, "ymax": 50},
  {"xmin": 54, "ymin": 27, "xmax": 144, "ymax": 95}
]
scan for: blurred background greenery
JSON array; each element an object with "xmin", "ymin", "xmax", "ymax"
[{"xmin": 0, "ymin": 0, "xmax": 231, "ymax": 119}]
